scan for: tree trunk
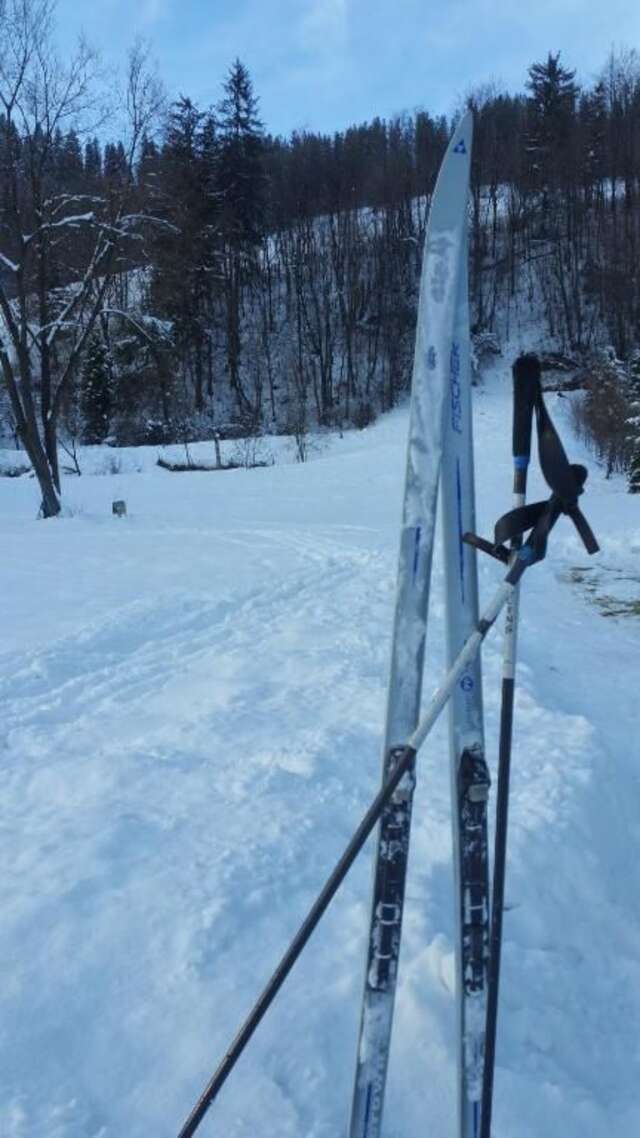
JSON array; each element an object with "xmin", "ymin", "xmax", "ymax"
[
  {"xmin": 44, "ymin": 412, "xmax": 61, "ymax": 495},
  {"xmin": 1, "ymin": 352, "xmax": 61, "ymax": 517},
  {"xmin": 23, "ymin": 419, "xmax": 61, "ymax": 517}
]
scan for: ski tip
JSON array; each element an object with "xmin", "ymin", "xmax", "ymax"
[{"xmin": 449, "ymin": 108, "xmax": 473, "ymax": 159}]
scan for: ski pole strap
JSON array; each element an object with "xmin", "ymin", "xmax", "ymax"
[
  {"xmin": 531, "ymin": 378, "xmax": 598, "ymax": 555},
  {"xmin": 465, "ymin": 374, "xmax": 599, "ymax": 575},
  {"xmin": 501, "ymin": 464, "xmax": 596, "ymax": 585}
]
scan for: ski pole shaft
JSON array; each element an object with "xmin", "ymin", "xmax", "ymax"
[
  {"xmin": 480, "ymin": 543, "xmax": 521, "ymax": 1138},
  {"xmin": 176, "ymin": 744, "xmax": 417, "ymax": 1138},
  {"xmin": 176, "ymin": 578, "xmax": 516, "ymax": 1138},
  {"xmin": 481, "ymin": 357, "xmax": 537, "ymax": 1138}
]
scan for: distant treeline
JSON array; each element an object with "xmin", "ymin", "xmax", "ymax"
[{"xmin": 0, "ymin": 0, "xmax": 639, "ymax": 515}]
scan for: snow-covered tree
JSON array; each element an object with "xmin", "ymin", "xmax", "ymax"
[{"xmin": 0, "ymin": 6, "xmax": 163, "ymax": 517}]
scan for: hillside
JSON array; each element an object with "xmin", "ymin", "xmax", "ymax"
[{"xmin": 1, "ymin": 360, "xmax": 639, "ymax": 1138}]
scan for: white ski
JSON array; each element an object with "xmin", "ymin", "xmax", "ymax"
[
  {"xmin": 440, "ymin": 138, "xmax": 490, "ymax": 1138},
  {"xmin": 349, "ymin": 109, "xmax": 476, "ymax": 1138}
]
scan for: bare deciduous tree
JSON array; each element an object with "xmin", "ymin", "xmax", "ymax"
[{"xmin": 0, "ymin": 1, "xmax": 163, "ymax": 515}]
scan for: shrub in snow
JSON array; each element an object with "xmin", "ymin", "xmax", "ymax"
[
  {"xmin": 571, "ymin": 348, "xmax": 634, "ymax": 477},
  {"xmin": 626, "ymin": 350, "xmax": 640, "ymax": 493},
  {"xmin": 470, "ymin": 331, "xmax": 501, "ymax": 381},
  {"xmin": 0, "ymin": 462, "xmax": 31, "ymax": 478},
  {"xmin": 352, "ymin": 400, "xmax": 375, "ymax": 430},
  {"xmin": 231, "ymin": 433, "xmax": 273, "ymax": 469},
  {"xmin": 628, "ymin": 428, "xmax": 640, "ymax": 493}
]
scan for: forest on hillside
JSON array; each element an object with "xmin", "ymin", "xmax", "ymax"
[{"xmin": 1, "ymin": 0, "xmax": 640, "ymax": 515}]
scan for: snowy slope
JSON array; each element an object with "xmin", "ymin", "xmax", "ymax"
[{"xmin": 1, "ymin": 366, "xmax": 639, "ymax": 1138}]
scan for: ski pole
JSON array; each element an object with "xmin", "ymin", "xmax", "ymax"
[{"xmin": 480, "ymin": 355, "xmax": 538, "ymax": 1138}]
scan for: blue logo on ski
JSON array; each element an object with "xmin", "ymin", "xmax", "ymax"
[{"xmin": 453, "ymin": 140, "xmax": 467, "ymax": 155}]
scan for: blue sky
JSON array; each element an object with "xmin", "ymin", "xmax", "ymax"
[{"xmin": 55, "ymin": 0, "xmax": 640, "ymax": 137}]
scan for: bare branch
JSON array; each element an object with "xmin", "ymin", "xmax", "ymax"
[
  {"xmin": 123, "ymin": 39, "xmax": 165, "ymax": 173},
  {"xmin": 0, "ymin": 251, "xmax": 19, "ymax": 272}
]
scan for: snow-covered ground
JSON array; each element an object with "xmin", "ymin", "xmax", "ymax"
[{"xmin": 1, "ymin": 364, "xmax": 639, "ymax": 1138}]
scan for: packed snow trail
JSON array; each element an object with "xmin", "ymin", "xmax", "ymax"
[{"xmin": 1, "ymin": 376, "xmax": 639, "ymax": 1137}]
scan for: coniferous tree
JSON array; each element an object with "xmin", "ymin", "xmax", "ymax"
[
  {"xmin": 104, "ymin": 141, "xmax": 129, "ymax": 186},
  {"xmin": 84, "ymin": 137, "xmax": 102, "ymax": 186},
  {"xmin": 216, "ymin": 59, "xmax": 265, "ymax": 244},
  {"xmin": 216, "ymin": 60, "xmax": 266, "ymax": 417},
  {"xmin": 526, "ymin": 51, "xmax": 579, "ymax": 225},
  {"xmin": 150, "ymin": 96, "xmax": 215, "ymax": 412},
  {"xmin": 527, "ymin": 52, "xmax": 578, "ymax": 124},
  {"xmin": 57, "ymin": 130, "xmax": 84, "ymax": 193},
  {"xmin": 580, "ymin": 81, "xmax": 608, "ymax": 204},
  {"xmin": 81, "ymin": 335, "xmax": 112, "ymax": 444}
]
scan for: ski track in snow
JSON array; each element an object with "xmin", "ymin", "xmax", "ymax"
[{"xmin": 1, "ymin": 376, "xmax": 639, "ymax": 1137}]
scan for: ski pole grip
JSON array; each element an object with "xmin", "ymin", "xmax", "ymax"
[{"xmin": 511, "ymin": 354, "xmax": 540, "ymax": 461}]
